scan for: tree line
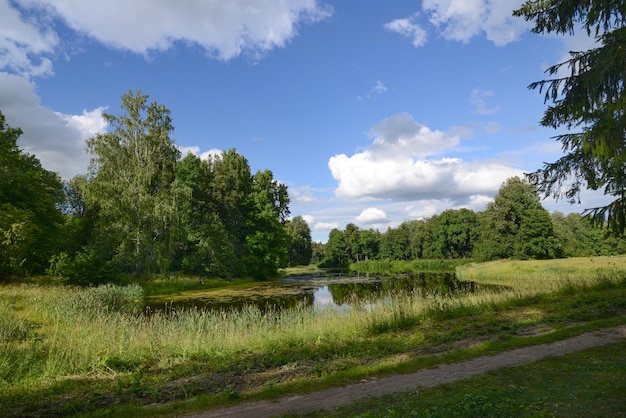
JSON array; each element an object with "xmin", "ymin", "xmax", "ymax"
[
  {"xmin": 0, "ymin": 91, "xmax": 312, "ymax": 283},
  {"xmin": 319, "ymin": 177, "xmax": 626, "ymax": 268},
  {"xmin": 2, "ymin": 91, "xmax": 624, "ymax": 284}
]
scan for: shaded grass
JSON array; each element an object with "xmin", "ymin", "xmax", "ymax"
[
  {"xmin": 296, "ymin": 340, "xmax": 626, "ymax": 417},
  {"xmin": 139, "ymin": 275, "xmax": 256, "ymax": 296},
  {"xmin": 352, "ymin": 259, "xmax": 473, "ymax": 274},
  {"xmin": 1, "ymin": 257, "xmax": 626, "ymax": 417}
]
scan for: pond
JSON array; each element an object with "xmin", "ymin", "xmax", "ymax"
[{"xmin": 144, "ymin": 271, "xmax": 475, "ymax": 314}]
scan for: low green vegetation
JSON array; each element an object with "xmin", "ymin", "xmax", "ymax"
[
  {"xmin": 1, "ymin": 256, "xmax": 625, "ymax": 417},
  {"xmin": 298, "ymin": 341, "xmax": 626, "ymax": 417},
  {"xmin": 138, "ymin": 275, "xmax": 256, "ymax": 296},
  {"xmin": 351, "ymin": 259, "xmax": 473, "ymax": 274}
]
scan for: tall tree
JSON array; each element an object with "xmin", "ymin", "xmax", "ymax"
[
  {"xmin": 514, "ymin": 1, "xmax": 626, "ymax": 233},
  {"xmin": 84, "ymin": 91, "xmax": 186, "ymax": 276},
  {"xmin": 209, "ymin": 148, "xmax": 253, "ymax": 276},
  {"xmin": 475, "ymin": 177, "xmax": 560, "ymax": 260},
  {"xmin": 322, "ymin": 228, "xmax": 348, "ymax": 268},
  {"xmin": 243, "ymin": 169, "xmax": 290, "ymax": 279},
  {"xmin": 0, "ymin": 110, "xmax": 64, "ymax": 278},
  {"xmin": 430, "ymin": 209, "xmax": 479, "ymax": 259},
  {"xmin": 286, "ymin": 215, "xmax": 313, "ymax": 266},
  {"xmin": 176, "ymin": 153, "xmax": 235, "ymax": 277}
]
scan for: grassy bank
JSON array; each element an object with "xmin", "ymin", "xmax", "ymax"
[
  {"xmin": 298, "ymin": 340, "xmax": 626, "ymax": 417},
  {"xmin": 1, "ymin": 257, "xmax": 625, "ymax": 417},
  {"xmin": 352, "ymin": 258, "xmax": 473, "ymax": 274}
]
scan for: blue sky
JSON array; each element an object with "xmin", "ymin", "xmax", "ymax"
[{"xmin": 1, "ymin": 0, "xmax": 610, "ymax": 242}]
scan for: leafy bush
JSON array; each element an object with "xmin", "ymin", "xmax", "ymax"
[{"xmin": 47, "ymin": 247, "xmax": 118, "ymax": 285}]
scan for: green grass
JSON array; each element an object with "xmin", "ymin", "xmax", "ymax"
[
  {"xmin": 352, "ymin": 259, "xmax": 473, "ymax": 274},
  {"xmin": 138, "ymin": 275, "xmax": 256, "ymax": 296},
  {"xmin": 296, "ymin": 341, "xmax": 626, "ymax": 417},
  {"xmin": 1, "ymin": 257, "xmax": 625, "ymax": 417}
]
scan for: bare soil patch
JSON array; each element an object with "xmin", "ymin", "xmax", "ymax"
[{"xmin": 187, "ymin": 325, "xmax": 626, "ymax": 418}]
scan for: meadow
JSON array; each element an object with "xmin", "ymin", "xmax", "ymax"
[{"xmin": 1, "ymin": 256, "xmax": 625, "ymax": 417}]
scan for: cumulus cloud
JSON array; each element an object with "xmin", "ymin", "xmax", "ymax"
[
  {"xmin": 356, "ymin": 207, "xmax": 387, "ymax": 224},
  {"xmin": 0, "ymin": 72, "xmax": 106, "ymax": 179},
  {"xmin": 14, "ymin": 0, "xmax": 332, "ymax": 61},
  {"xmin": 387, "ymin": 0, "xmax": 528, "ymax": 47},
  {"xmin": 314, "ymin": 222, "xmax": 338, "ymax": 231},
  {"xmin": 384, "ymin": 13, "xmax": 428, "ymax": 47},
  {"xmin": 290, "ymin": 186, "xmax": 320, "ymax": 204},
  {"xmin": 368, "ymin": 112, "xmax": 460, "ymax": 158},
  {"xmin": 328, "ymin": 112, "xmax": 523, "ymax": 204},
  {"xmin": 0, "ymin": 0, "xmax": 57, "ymax": 76},
  {"xmin": 178, "ymin": 145, "xmax": 224, "ymax": 161}
]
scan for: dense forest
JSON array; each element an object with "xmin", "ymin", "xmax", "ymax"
[
  {"xmin": 317, "ymin": 177, "xmax": 626, "ymax": 268},
  {"xmin": 1, "ymin": 91, "xmax": 625, "ymax": 284},
  {"xmin": 0, "ymin": 92, "xmax": 304, "ymax": 283}
]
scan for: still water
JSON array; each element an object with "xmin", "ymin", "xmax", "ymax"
[{"xmin": 144, "ymin": 272, "xmax": 474, "ymax": 314}]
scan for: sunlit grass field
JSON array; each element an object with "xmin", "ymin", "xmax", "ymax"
[{"xmin": 1, "ymin": 256, "xmax": 625, "ymax": 416}]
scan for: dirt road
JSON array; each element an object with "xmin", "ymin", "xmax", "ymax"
[{"xmin": 185, "ymin": 325, "xmax": 626, "ymax": 418}]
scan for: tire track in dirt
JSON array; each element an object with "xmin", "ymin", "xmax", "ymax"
[{"xmin": 186, "ymin": 325, "xmax": 626, "ymax": 418}]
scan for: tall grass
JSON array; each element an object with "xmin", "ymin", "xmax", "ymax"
[
  {"xmin": 1, "ymin": 256, "xmax": 625, "ymax": 394},
  {"xmin": 456, "ymin": 256, "xmax": 626, "ymax": 291}
]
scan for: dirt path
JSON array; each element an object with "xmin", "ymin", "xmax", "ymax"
[{"xmin": 186, "ymin": 325, "xmax": 626, "ymax": 418}]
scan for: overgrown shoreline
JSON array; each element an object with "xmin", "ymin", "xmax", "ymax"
[{"xmin": 1, "ymin": 256, "xmax": 625, "ymax": 417}]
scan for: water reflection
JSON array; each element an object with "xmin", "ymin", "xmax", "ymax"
[{"xmin": 144, "ymin": 272, "xmax": 472, "ymax": 314}]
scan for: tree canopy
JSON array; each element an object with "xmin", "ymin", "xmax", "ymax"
[
  {"xmin": 37, "ymin": 92, "xmax": 293, "ymax": 283},
  {"xmin": 84, "ymin": 90, "xmax": 186, "ymax": 276},
  {"xmin": 514, "ymin": 1, "xmax": 626, "ymax": 233},
  {"xmin": 0, "ymin": 111, "xmax": 64, "ymax": 278}
]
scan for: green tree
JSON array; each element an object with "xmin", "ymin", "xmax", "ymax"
[
  {"xmin": 84, "ymin": 91, "xmax": 186, "ymax": 276},
  {"xmin": 311, "ymin": 241, "xmax": 325, "ymax": 264},
  {"xmin": 322, "ymin": 228, "xmax": 349, "ymax": 268},
  {"xmin": 0, "ymin": 111, "xmax": 64, "ymax": 278},
  {"xmin": 516, "ymin": 208, "xmax": 561, "ymax": 259},
  {"xmin": 286, "ymin": 215, "xmax": 313, "ymax": 266},
  {"xmin": 404, "ymin": 219, "xmax": 430, "ymax": 259},
  {"xmin": 428, "ymin": 209, "xmax": 479, "ymax": 259},
  {"xmin": 176, "ymin": 153, "xmax": 235, "ymax": 277},
  {"xmin": 209, "ymin": 149, "xmax": 253, "ymax": 276},
  {"xmin": 380, "ymin": 224, "xmax": 411, "ymax": 260},
  {"xmin": 475, "ymin": 177, "xmax": 560, "ymax": 260},
  {"xmin": 552, "ymin": 211, "xmax": 626, "ymax": 256},
  {"xmin": 343, "ymin": 223, "xmax": 361, "ymax": 262},
  {"xmin": 243, "ymin": 169, "xmax": 290, "ymax": 279},
  {"xmin": 514, "ymin": 1, "xmax": 626, "ymax": 233},
  {"xmin": 358, "ymin": 229, "xmax": 380, "ymax": 261}
]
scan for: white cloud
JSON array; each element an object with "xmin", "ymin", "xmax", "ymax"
[
  {"xmin": 15, "ymin": 0, "xmax": 332, "ymax": 61},
  {"xmin": 389, "ymin": 1, "xmax": 528, "ymax": 47},
  {"xmin": 372, "ymin": 80, "xmax": 388, "ymax": 95},
  {"xmin": 314, "ymin": 222, "xmax": 338, "ymax": 231},
  {"xmin": 358, "ymin": 80, "xmax": 389, "ymax": 101},
  {"xmin": 356, "ymin": 207, "xmax": 387, "ymax": 224},
  {"xmin": 290, "ymin": 186, "xmax": 320, "ymax": 204},
  {"xmin": 470, "ymin": 89, "xmax": 499, "ymax": 115},
  {"xmin": 368, "ymin": 112, "xmax": 460, "ymax": 158},
  {"xmin": 0, "ymin": 72, "xmax": 106, "ymax": 179},
  {"xmin": 301, "ymin": 215, "xmax": 315, "ymax": 225},
  {"xmin": 0, "ymin": 0, "xmax": 57, "ymax": 76},
  {"xmin": 328, "ymin": 112, "xmax": 524, "ymax": 204},
  {"xmin": 384, "ymin": 13, "xmax": 428, "ymax": 47}
]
